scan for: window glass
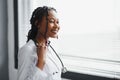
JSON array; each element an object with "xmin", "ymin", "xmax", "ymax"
[{"xmin": 18, "ymin": 0, "xmax": 120, "ymax": 78}]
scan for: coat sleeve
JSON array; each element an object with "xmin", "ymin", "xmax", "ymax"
[{"xmin": 17, "ymin": 45, "xmax": 48, "ymax": 80}]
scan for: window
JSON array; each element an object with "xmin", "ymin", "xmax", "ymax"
[{"xmin": 17, "ymin": 0, "xmax": 120, "ymax": 79}]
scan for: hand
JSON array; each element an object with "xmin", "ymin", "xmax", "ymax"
[{"xmin": 36, "ymin": 42, "xmax": 47, "ymax": 70}]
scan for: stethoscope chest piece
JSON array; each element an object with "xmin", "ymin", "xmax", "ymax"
[{"xmin": 62, "ymin": 67, "xmax": 67, "ymax": 73}]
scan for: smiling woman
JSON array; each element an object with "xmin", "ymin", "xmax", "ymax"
[
  {"xmin": 15, "ymin": 0, "xmax": 120, "ymax": 80},
  {"xmin": 17, "ymin": 6, "xmax": 66, "ymax": 80}
]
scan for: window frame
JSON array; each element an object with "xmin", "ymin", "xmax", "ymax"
[{"xmin": 14, "ymin": 0, "xmax": 120, "ymax": 79}]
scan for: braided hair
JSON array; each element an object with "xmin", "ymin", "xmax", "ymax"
[{"xmin": 27, "ymin": 6, "xmax": 57, "ymax": 42}]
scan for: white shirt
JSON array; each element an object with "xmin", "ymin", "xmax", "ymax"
[{"xmin": 17, "ymin": 40, "xmax": 62, "ymax": 80}]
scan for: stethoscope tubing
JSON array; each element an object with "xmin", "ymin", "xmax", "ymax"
[{"xmin": 49, "ymin": 44, "xmax": 67, "ymax": 73}]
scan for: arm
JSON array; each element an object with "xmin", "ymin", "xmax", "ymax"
[
  {"xmin": 36, "ymin": 45, "xmax": 47, "ymax": 70},
  {"xmin": 17, "ymin": 45, "xmax": 48, "ymax": 80}
]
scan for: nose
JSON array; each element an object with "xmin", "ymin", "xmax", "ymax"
[{"xmin": 54, "ymin": 22, "xmax": 60, "ymax": 29}]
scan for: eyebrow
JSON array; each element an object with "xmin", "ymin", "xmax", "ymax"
[{"xmin": 48, "ymin": 17, "xmax": 59, "ymax": 21}]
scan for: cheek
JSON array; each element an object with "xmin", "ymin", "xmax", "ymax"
[
  {"xmin": 47, "ymin": 27, "xmax": 52, "ymax": 33},
  {"xmin": 49, "ymin": 23, "xmax": 54, "ymax": 27},
  {"xmin": 47, "ymin": 24, "xmax": 53, "ymax": 31},
  {"xmin": 38, "ymin": 24, "xmax": 46, "ymax": 33}
]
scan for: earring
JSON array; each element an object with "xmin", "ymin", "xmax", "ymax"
[{"xmin": 57, "ymin": 35, "xmax": 58, "ymax": 39}]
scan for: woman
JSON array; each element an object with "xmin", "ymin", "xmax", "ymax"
[{"xmin": 17, "ymin": 6, "xmax": 66, "ymax": 80}]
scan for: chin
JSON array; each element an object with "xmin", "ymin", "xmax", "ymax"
[
  {"xmin": 51, "ymin": 36, "xmax": 57, "ymax": 38},
  {"xmin": 50, "ymin": 35, "xmax": 58, "ymax": 38}
]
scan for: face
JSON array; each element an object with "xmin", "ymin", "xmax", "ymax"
[{"xmin": 37, "ymin": 10, "xmax": 60, "ymax": 39}]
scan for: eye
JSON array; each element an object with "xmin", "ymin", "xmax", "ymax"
[{"xmin": 48, "ymin": 19, "xmax": 54, "ymax": 23}]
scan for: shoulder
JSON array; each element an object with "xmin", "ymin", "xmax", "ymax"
[{"xmin": 18, "ymin": 40, "xmax": 36, "ymax": 57}]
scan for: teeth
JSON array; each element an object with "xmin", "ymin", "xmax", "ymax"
[{"xmin": 51, "ymin": 30, "xmax": 58, "ymax": 33}]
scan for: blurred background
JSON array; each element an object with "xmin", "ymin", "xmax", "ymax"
[{"xmin": 0, "ymin": 0, "xmax": 120, "ymax": 80}]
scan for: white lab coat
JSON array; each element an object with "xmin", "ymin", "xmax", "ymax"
[{"xmin": 17, "ymin": 40, "xmax": 62, "ymax": 80}]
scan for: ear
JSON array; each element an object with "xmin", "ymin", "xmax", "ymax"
[
  {"xmin": 35, "ymin": 20, "xmax": 42, "ymax": 29},
  {"xmin": 35, "ymin": 20, "xmax": 38, "ymax": 26}
]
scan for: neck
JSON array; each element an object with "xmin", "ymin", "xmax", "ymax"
[{"xmin": 36, "ymin": 33, "xmax": 49, "ymax": 44}]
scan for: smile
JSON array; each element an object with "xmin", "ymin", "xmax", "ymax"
[{"xmin": 51, "ymin": 30, "xmax": 58, "ymax": 34}]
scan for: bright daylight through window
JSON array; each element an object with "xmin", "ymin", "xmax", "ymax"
[{"xmin": 18, "ymin": 0, "xmax": 120, "ymax": 79}]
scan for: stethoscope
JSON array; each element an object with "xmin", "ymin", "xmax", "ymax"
[
  {"xmin": 34, "ymin": 39, "xmax": 67, "ymax": 73},
  {"xmin": 48, "ymin": 41, "xmax": 67, "ymax": 73}
]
